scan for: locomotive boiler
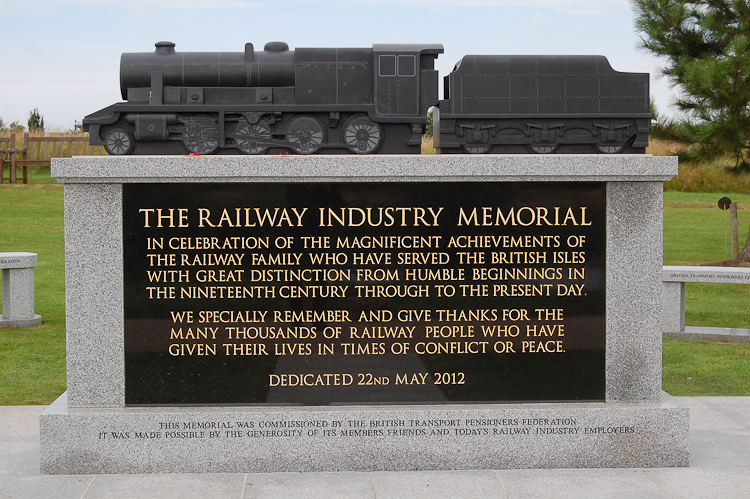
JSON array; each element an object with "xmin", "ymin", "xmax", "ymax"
[
  {"xmin": 435, "ymin": 55, "xmax": 651, "ymax": 154},
  {"xmin": 83, "ymin": 41, "xmax": 443, "ymax": 155}
]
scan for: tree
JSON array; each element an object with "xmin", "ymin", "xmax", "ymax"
[
  {"xmin": 27, "ymin": 108, "xmax": 45, "ymax": 133},
  {"xmin": 425, "ymin": 108, "xmax": 434, "ymax": 137},
  {"xmin": 9, "ymin": 121, "xmax": 25, "ymax": 133},
  {"xmin": 0, "ymin": 116, "xmax": 5, "ymax": 130},
  {"xmin": 632, "ymin": 0, "xmax": 750, "ymax": 169}
]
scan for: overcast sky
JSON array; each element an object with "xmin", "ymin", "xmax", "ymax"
[{"xmin": 0, "ymin": 0, "xmax": 675, "ymax": 131}]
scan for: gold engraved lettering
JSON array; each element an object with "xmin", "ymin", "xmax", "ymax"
[
  {"xmin": 349, "ymin": 326, "xmax": 414, "ymax": 339},
  {"xmin": 318, "ymin": 207, "xmax": 443, "ymax": 227},
  {"xmin": 170, "ymin": 327, "xmax": 218, "ymax": 340},
  {"xmin": 198, "ymin": 207, "xmax": 307, "ymax": 228},
  {"xmin": 521, "ymin": 340, "xmax": 564, "ymax": 353},
  {"xmin": 168, "ymin": 343, "xmax": 216, "ymax": 356},
  {"xmin": 457, "ymin": 207, "xmax": 591, "ymax": 227}
]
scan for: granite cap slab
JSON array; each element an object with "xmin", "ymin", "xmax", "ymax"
[
  {"xmin": 663, "ymin": 266, "xmax": 750, "ymax": 284},
  {"xmin": 0, "ymin": 252, "xmax": 38, "ymax": 269},
  {"xmin": 52, "ymin": 155, "xmax": 678, "ymax": 184}
]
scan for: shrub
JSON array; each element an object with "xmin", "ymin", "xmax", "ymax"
[{"xmin": 28, "ymin": 108, "xmax": 45, "ymax": 133}]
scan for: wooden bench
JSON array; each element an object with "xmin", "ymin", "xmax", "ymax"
[
  {"xmin": 662, "ymin": 265, "xmax": 750, "ymax": 342},
  {"xmin": 1, "ymin": 133, "xmax": 106, "ymax": 184}
]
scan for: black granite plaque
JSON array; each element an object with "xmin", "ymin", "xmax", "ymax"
[{"xmin": 123, "ymin": 182, "xmax": 606, "ymax": 405}]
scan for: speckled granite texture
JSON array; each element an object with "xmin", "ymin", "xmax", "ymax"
[
  {"xmin": 663, "ymin": 266, "xmax": 750, "ymax": 283},
  {"xmin": 52, "ymin": 155, "xmax": 676, "ymax": 184},
  {"xmin": 63, "ymin": 184, "xmax": 124, "ymax": 407},
  {"xmin": 605, "ymin": 182, "xmax": 663, "ymax": 403},
  {"xmin": 0, "ymin": 252, "xmax": 41, "ymax": 328},
  {"xmin": 40, "ymin": 391, "xmax": 688, "ymax": 474},
  {"xmin": 45, "ymin": 155, "xmax": 686, "ymax": 473}
]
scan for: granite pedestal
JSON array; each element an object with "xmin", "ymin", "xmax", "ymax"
[
  {"xmin": 42, "ymin": 154, "xmax": 687, "ymax": 474},
  {"xmin": 0, "ymin": 252, "xmax": 42, "ymax": 328}
]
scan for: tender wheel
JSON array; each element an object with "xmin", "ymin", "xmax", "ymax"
[
  {"xmin": 287, "ymin": 115, "xmax": 325, "ymax": 154},
  {"xmin": 235, "ymin": 121, "xmax": 271, "ymax": 155},
  {"xmin": 343, "ymin": 116, "xmax": 383, "ymax": 154},
  {"xmin": 461, "ymin": 144, "xmax": 491, "ymax": 154},
  {"xmin": 527, "ymin": 144, "xmax": 559, "ymax": 154},
  {"xmin": 104, "ymin": 128, "xmax": 134, "ymax": 155},
  {"xmin": 595, "ymin": 144, "xmax": 626, "ymax": 154},
  {"xmin": 182, "ymin": 119, "xmax": 219, "ymax": 155}
]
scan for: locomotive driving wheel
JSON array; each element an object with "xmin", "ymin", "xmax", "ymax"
[
  {"xmin": 287, "ymin": 115, "xmax": 325, "ymax": 154},
  {"xmin": 461, "ymin": 144, "xmax": 491, "ymax": 154},
  {"xmin": 104, "ymin": 128, "xmax": 134, "ymax": 155},
  {"xmin": 343, "ymin": 116, "xmax": 383, "ymax": 154},
  {"xmin": 234, "ymin": 120, "xmax": 272, "ymax": 155},
  {"xmin": 527, "ymin": 144, "xmax": 560, "ymax": 154},
  {"xmin": 182, "ymin": 117, "xmax": 219, "ymax": 155},
  {"xmin": 595, "ymin": 143, "xmax": 627, "ymax": 154}
]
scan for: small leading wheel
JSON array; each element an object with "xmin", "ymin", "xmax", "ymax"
[
  {"xmin": 343, "ymin": 116, "xmax": 383, "ymax": 154},
  {"xmin": 461, "ymin": 144, "xmax": 491, "ymax": 154},
  {"xmin": 104, "ymin": 128, "xmax": 134, "ymax": 155},
  {"xmin": 527, "ymin": 144, "xmax": 559, "ymax": 154},
  {"xmin": 287, "ymin": 115, "xmax": 325, "ymax": 154},
  {"xmin": 235, "ymin": 121, "xmax": 272, "ymax": 155}
]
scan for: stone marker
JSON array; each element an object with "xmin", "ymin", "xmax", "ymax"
[
  {"xmin": 41, "ymin": 154, "xmax": 688, "ymax": 474},
  {"xmin": 0, "ymin": 252, "xmax": 42, "ymax": 328},
  {"xmin": 662, "ymin": 265, "xmax": 750, "ymax": 334}
]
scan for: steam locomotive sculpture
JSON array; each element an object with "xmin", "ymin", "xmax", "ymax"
[{"xmin": 83, "ymin": 41, "xmax": 651, "ymax": 155}]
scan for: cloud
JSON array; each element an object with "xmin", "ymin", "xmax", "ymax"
[
  {"xmin": 528, "ymin": 11, "xmax": 551, "ymax": 26},
  {"xmin": 0, "ymin": 0, "xmax": 631, "ymax": 10},
  {"xmin": 0, "ymin": 0, "xmax": 259, "ymax": 10},
  {"xmin": 346, "ymin": 0, "xmax": 630, "ymax": 11}
]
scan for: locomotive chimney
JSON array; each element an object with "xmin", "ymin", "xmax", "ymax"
[
  {"xmin": 155, "ymin": 41, "xmax": 176, "ymax": 55},
  {"xmin": 244, "ymin": 43, "xmax": 254, "ymax": 61}
]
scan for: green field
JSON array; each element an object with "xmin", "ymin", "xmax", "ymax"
[
  {"xmin": 0, "ymin": 169, "xmax": 65, "ymax": 404},
  {"xmin": 664, "ymin": 191, "xmax": 750, "ymax": 330},
  {"xmin": 0, "ymin": 167, "xmax": 749, "ymax": 403}
]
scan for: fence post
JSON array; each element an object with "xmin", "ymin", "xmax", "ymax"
[
  {"xmin": 1, "ymin": 133, "xmax": 10, "ymax": 183},
  {"xmin": 22, "ymin": 132, "xmax": 31, "ymax": 184},
  {"xmin": 10, "ymin": 150, "xmax": 17, "ymax": 184},
  {"xmin": 730, "ymin": 203, "xmax": 739, "ymax": 260}
]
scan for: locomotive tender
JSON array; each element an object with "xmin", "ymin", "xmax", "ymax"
[
  {"xmin": 436, "ymin": 55, "xmax": 650, "ymax": 154},
  {"xmin": 83, "ymin": 41, "xmax": 650, "ymax": 155}
]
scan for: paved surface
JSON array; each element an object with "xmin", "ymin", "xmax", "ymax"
[{"xmin": 2, "ymin": 397, "xmax": 750, "ymax": 499}]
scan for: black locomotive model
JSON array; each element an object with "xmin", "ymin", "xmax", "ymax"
[
  {"xmin": 435, "ymin": 55, "xmax": 650, "ymax": 154},
  {"xmin": 83, "ymin": 42, "xmax": 650, "ymax": 155},
  {"xmin": 84, "ymin": 42, "xmax": 442, "ymax": 155}
]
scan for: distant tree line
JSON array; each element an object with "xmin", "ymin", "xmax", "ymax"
[{"xmin": 0, "ymin": 108, "xmax": 45, "ymax": 133}]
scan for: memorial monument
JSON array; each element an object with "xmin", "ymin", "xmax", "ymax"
[{"xmin": 40, "ymin": 40, "xmax": 687, "ymax": 474}]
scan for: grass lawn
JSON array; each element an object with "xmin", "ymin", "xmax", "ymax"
[
  {"xmin": 663, "ymin": 339, "xmax": 750, "ymax": 396},
  {"xmin": 662, "ymin": 191, "xmax": 750, "ymax": 396},
  {"xmin": 0, "ymin": 167, "xmax": 748, "ymax": 403},
  {"xmin": 0, "ymin": 167, "xmax": 66, "ymax": 404},
  {"xmin": 664, "ymin": 191, "xmax": 750, "ymax": 330}
]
